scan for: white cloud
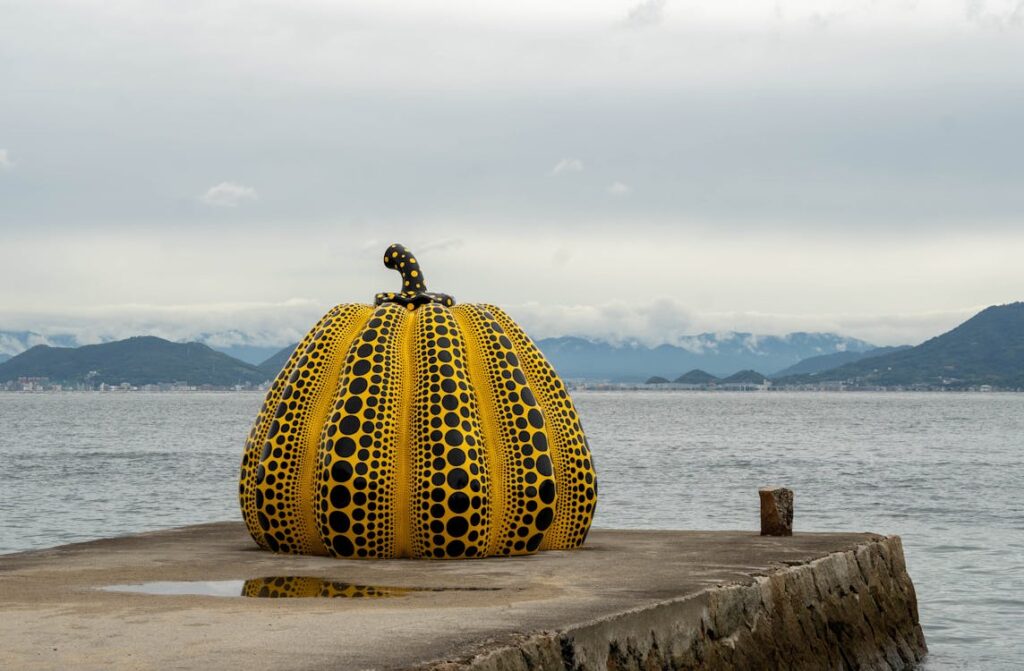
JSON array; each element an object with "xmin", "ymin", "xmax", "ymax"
[
  {"xmin": 503, "ymin": 300, "xmax": 978, "ymax": 348},
  {"xmin": 0, "ymin": 149, "xmax": 12, "ymax": 170},
  {"xmin": 2, "ymin": 225, "xmax": 1018, "ymax": 352},
  {"xmin": 549, "ymin": 158, "xmax": 584, "ymax": 176},
  {"xmin": 0, "ymin": 291, "xmax": 986, "ymax": 354},
  {"xmin": 608, "ymin": 181, "xmax": 632, "ymax": 196},
  {"xmin": 965, "ymin": 0, "xmax": 1024, "ymax": 27},
  {"xmin": 624, "ymin": 0, "xmax": 668, "ymax": 28},
  {"xmin": 200, "ymin": 181, "xmax": 258, "ymax": 207},
  {"xmin": 504, "ymin": 298, "xmax": 695, "ymax": 347},
  {"xmin": 1, "ymin": 299, "xmax": 324, "ymax": 351}
]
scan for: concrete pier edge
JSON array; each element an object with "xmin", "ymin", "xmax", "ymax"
[
  {"xmin": 0, "ymin": 524, "xmax": 926, "ymax": 671},
  {"xmin": 425, "ymin": 535, "xmax": 926, "ymax": 670}
]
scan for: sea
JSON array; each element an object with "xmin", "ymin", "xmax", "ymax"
[{"xmin": 1, "ymin": 391, "xmax": 1021, "ymax": 670}]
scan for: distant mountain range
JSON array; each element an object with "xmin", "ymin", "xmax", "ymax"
[
  {"xmin": 647, "ymin": 369, "xmax": 769, "ymax": 386},
  {"xmin": 0, "ymin": 330, "xmax": 285, "ymax": 366},
  {"xmin": 2, "ymin": 303, "xmax": 1021, "ymax": 389},
  {"xmin": 0, "ymin": 330, "xmax": 875, "ymax": 387},
  {"xmin": 775, "ymin": 302, "xmax": 1024, "ymax": 389},
  {"xmin": 0, "ymin": 337, "xmax": 265, "ymax": 387},
  {"xmin": 254, "ymin": 332, "xmax": 877, "ymax": 383},
  {"xmin": 536, "ymin": 332, "xmax": 876, "ymax": 380}
]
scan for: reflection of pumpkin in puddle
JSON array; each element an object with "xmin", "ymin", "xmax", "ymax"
[{"xmin": 242, "ymin": 576, "xmax": 412, "ymax": 599}]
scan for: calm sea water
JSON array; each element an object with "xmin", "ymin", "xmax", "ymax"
[{"xmin": 1, "ymin": 391, "xmax": 1021, "ymax": 669}]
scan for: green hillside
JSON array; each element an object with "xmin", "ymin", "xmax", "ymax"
[
  {"xmin": 776, "ymin": 302, "xmax": 1024, "ymax": 388},
  {"xmin": 674, "ymin": 369, "xmax": 718, "ymax": 384},
  {"xmin": 0, "ymin": 336, "xmax": 267, "ymax": 386},
  {"xmin": 258, "ymin": 343, "xmax": 299, "ymax": 378},
  {"xmin": 771, "ymin": 346, "xmax": 910, "ymax": 377},
  {"xmin": 720, "ymin": 369, "xmax": 768, "ymax": 384}
]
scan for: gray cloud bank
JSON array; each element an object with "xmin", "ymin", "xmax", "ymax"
[
  {"xmin": 3, "ymin": 2, "xmax": 1022, "ymax": 231},
  {"xmin": 0, "ymin": 1, "xmax": 1022, "ymax": 346},
  {"xmin": 0, "ymin": 297, "xmax": 979, "ymax": 354}
]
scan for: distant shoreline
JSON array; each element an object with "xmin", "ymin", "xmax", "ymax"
[
  {"xmin": 0, "ymin": 388, "xmax": 266, "ymax": 394},
  {"xmin": 1, "ymin": 387, "xmax": 1019, "ymax": 394},
  {"xmin": 569, "ymin": 384, "xmax": 1019, "ymax": 393}
]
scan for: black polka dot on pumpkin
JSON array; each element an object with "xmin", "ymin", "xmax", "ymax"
[
  {"xmin": 447, "ymin": 468, "xmax": 469, "ymax": 489},
  {"xmin": 331, "ymin": 460, "xmax": 353, "ymax": 483},
  {"xmin": 446, "ymin": 517, "xmax": 469, "ymax": 537},
  {"xmin": 339, "ymin": 415, "xmax": 360, "ymax": 435},
  {"xmin": 330, "ymin": 485, "xmax": 351, "ymax": 508},
  {"xmin": 448, "ymin": 491, "xmax": 470, "ymax": 513},
  {"xmin": 329, "ymin": 511, "xmax": 350, "ymax": 534},
  {"xmin": 539, "ymin": 480, "xmax": 556, "ymax": 504},
  {"xmin": 332, "ymin": 535, "xmax": 354, "ymax": 556},
  {"xmin": 335, "ymin": 437, "xmax": 356, "ymax": 458}
]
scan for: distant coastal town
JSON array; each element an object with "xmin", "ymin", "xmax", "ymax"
[
  {"xmin": 1, "ymin": 375, "xmax": 1008, "ymax": 394},
  {"xmin": 565, "ymin": 379, "xmax": 1004, "ymax": 393},
  {"xmin": 1, "ymin": 376, "xmax": 270, "ymax": 393}
]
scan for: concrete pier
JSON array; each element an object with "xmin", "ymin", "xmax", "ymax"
[{"xmin": 0, "ymin": 523, "xmax": 926, "ymax": 670}]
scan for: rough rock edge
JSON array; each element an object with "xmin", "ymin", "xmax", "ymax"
[{"xmin": 421, "ymin": 536, "xmax": 927, "ymax": 671}]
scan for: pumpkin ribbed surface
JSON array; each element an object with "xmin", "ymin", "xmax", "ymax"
[{"xmin": 239, "ymin": 244, "xmax": 597, "ymax": 559}]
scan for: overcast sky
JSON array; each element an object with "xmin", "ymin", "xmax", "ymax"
[{"xmin": 2, "ymin": 0, "xmax": 1023, "ymax": 348}]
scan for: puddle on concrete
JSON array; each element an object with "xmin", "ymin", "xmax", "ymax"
[
  {"xmin": 103, "ymin": 580, "xmax": 250, "ymax": 597},
  {"xmin": 101, "ymin": 576, "xmax": 501, "ymax": 599},
  {"xmin": 243, "ymin": 577, "xmax": 415, "ymax": 598}
]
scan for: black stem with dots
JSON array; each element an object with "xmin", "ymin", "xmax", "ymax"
[{"xmin": 375, "ymin": 243, "xmax": 455, "ymax": 309}]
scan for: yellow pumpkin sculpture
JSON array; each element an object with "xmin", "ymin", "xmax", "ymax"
[{"xmin": 239, "ymin": 244, "xmax": 597, "ymax": 559}]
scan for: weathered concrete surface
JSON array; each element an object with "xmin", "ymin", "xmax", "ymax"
[{"xmin": 0, "ymin": 523, "xmax": 926, "ymax": 671}]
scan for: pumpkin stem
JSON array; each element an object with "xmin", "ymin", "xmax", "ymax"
[
  {"xmin": 383, "ymin": 243, "xmax": 427, "ymax": 292},
  {"xmin": 375, "ymin": 243, "xmax": 456, "ymax": 309}
]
